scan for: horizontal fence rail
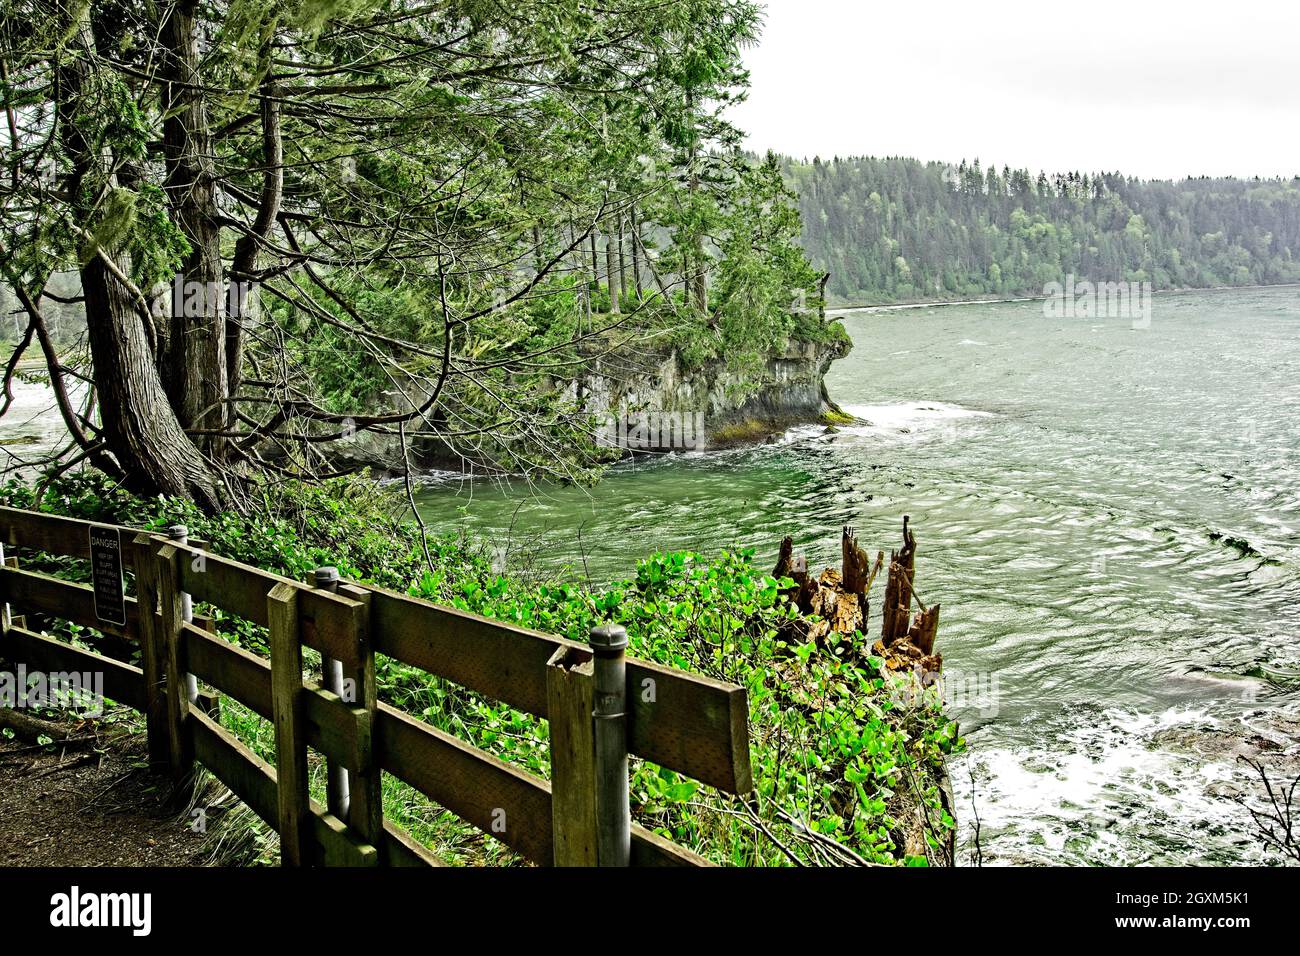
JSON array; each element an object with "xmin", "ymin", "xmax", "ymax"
[{"xmin": 0, "ymin": 506, "xmax": 752, "ymax": 867}]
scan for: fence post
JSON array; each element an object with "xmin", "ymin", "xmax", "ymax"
[
  {"xmin": 546, "ymin": 645, "xmax": 597, "ymax": 866},
  {"xmin": 1, "ymin": 547, "xmax": 22, "ymax": 631},
  {"xmin": 133, "ymin": 533, "xmax": 170, "ymax": 770},
  {"xmin": 154, "ymin": 541, "xmax": 193, "ymax": 782},
  {"xmin": 336, "ymin": 579, "xmax": 382, "ymax": 855},
  {"xmin": 589, "ymin": 623, "xmax": 630, "ymax": 866},
  {"xmin": 167, "ymin": 525, "xmax": 200, "ymax": 708},
  {"xmin": 268, "ymin": 581, "xmax": 309, "ymax": 866},
  {"xmin": 313, "ymin": 567, "xmax": 350, "ymax": 822},
  {"xmin": 0, "ymin": 542, "xmax": 9, "ymax": 633}
]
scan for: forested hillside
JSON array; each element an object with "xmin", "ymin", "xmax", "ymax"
[{"xmin": 784, "ymin": 155, "xmax": 1300, "ymax": 304}]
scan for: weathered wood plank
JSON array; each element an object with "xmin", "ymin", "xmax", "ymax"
[
  {"xmin": 546, "ymin": 646, "xmax": 597, "ymax": 866},
  {"xmin": 336, "ymin": 583, "xmax": 381, "ymax": 847},
  {"xmin": 0, "ymin": 565, "xmax": 142, "ymax": 641},
  {"xmin": 174, "ymin": 543, "xmax": 276, "ymax": 625},
  {"xmin": 132, "ymin": 533, "xmax": 168, "ymax": 769},
  {"xmin": 366, "ymin": 586, "xmax": 752, "ymax": 793},
  {"xmin": 312, "ymin": 806, "xmax": 379, "ymax": 867},
  {"xmin": 630, "ymin": 824, "xmax": 712, "ymax": 867},
  {"xmin": 0, "ymin": 507, "xmax": 138, "ymax": 568},
  {"xmin": 155, "ymin": 543, "xmax": 192, "ymax": 780},
  {"xmin": 167, "ymin": 540, "xmax": 365, "ymax": 667},
  {"xmin": 314, "ymin": 574, "xmax": 350, "ymax": 821},
  {"xmin": 0, "ymin": 546, "xmax": 11, "ymax": 632},
  {"xmin": 375, "ymin": 702, "xmax": 554, "ymax": 864},
  {"xmin": 627, "ymin": 657, "xmax": 753, "ymax": 795},
  {"xmin": 305, "ymin": 684, "xmax": 371, "ymax": 776},
  {"xmin": 185, "ymin": 623, "xmax": 273, "ymax": 716},
  {"xmin": 299, "ymin": 585, "xmax": 368, "ymax": 670},
  {"xmin": 373, "ymin": 703, "xmax": 697, "ymax": 866},
  {"xmin": 268, "ymin": 581, "xmax": 309, "ymax": 866},
  {"xmin": 0, "ymin": 625, "xmax": 145, "ymax": 711},
  {"xmin": 191, "ymin": 707, "xmax": 278, "ymax": 824},
  {"xmin": 382, "ymin": 821, "xmax": 444, "ymax": 867}
]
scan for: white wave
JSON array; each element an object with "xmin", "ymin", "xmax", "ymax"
[
  {"xmin": 951, "ymin": 706, "xmax": 1269, "ymax": 865},
  {"xmin": 829, "ymin": 400, "xmax": 994, "ymax": 440}
]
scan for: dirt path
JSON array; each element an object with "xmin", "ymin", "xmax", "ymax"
[{"xmin": 0, "ymin": 724, "xmax": 207, "ymax": 866}]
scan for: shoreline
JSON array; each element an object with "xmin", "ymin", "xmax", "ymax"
[{"xmin": 828, "ymin": 280, "xmax": 1300, "ymax": 315}]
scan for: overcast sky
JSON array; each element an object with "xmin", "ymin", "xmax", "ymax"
[{"xmin": 732, "ymin": 0, "xmax": 1299, "ymax": 180}]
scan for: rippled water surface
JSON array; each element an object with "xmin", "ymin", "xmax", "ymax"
[{"xmin": 415, "ymin": 287, "xmax": 1300, "ymax": 865}]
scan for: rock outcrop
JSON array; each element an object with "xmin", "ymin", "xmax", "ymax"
[
  {"xmin": 330, "ymin": 332, "xmax": 852, "ymax": 474},
  {"xmin": 577, "ymin": 333, "xmax": 853, "ymax": 454}
]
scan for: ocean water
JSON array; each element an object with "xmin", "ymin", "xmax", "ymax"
[{"xmin": 415, "ymin": 286, "xmax": 1300, "ymax": 864}]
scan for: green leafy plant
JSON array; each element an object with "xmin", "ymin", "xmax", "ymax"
[{"xmin": 1, "ymin": 473, "xmax": 961, "ymax": 865}]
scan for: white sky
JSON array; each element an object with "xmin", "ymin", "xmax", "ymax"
[{"xmin": 732, "ymin": 0, "xmax": 1300, "ymax": 180}]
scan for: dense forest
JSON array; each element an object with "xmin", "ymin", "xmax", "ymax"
[{"xmin": 785, "ymin": 155, "xmax": 1300, "ymax": 304}]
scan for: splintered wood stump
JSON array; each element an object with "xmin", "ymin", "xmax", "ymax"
[
  {"xmin": 776, "ymin": 518, "xmax": 942, "ymax": 675},
  {"xmin": 909, "ymin": 604, "xmax": 941, "ymax": 656},
  {"xmin": 879, "ymin": 514, "xmax": 919, "ymax": 646},
  {"xmin": 775, "ymin": 529, "xmax": 870, "ymax": 646},
  {"xmin": 774, "ymin": 537, "xmax": 814, "ymax": 614},
  {"xmin": 841, "ymin": 526, "xmax": 872, "ymax": 595}
]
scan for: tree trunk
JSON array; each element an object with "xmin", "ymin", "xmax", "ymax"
[
  {"xmin": 630, "ymin": 205, "xmax": 643, "ymax": 301},
  {"xmin": 686, "ymin": 101, "xmax": 708, "ymax": 314},
  {"xmin": 55, "ymin": 9, "xmax": 222, "ymax": 510},
  {"xmin": 605, "ymin": 226, "xmax": 620, "ymax": 314},
  {"xmin": 617, "ymin": 213, "xmax": 627, "ymax": 302},
  {"xmin": 691, "ymin": 239, "xmax": 707, "ymax": 313},
  {"xmin": 81, "ymin": 258, "xmax": 223, "ymax": 509},
  {"xmin": 161, "ymin": 0, "xmax": 227, "ymax": 455},
  {"xmin": 571, "ymin": 227, "xmax": 591, "ymax": 331},
  {"xmin": 226, "ymin": 69, "xmax": 283, "ymax": 458}
]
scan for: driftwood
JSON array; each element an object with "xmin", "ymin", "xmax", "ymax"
[{"xmin": 775, "ymin": 517, "xmax": 941, "ymax": 675}]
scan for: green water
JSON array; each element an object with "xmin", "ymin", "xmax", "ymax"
[{"xmin": 415, "ymin": 286, "xmax": 1300, "ymax": 865}]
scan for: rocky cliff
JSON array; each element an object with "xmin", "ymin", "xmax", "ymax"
[
  {"xmin": 335, "ymin": 332, "xmax": 852, "ymax": 473},
  {"xmin": 578, "ymin": 333, "xmax": 853, "ymax": 453}
]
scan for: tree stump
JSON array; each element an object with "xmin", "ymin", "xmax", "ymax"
[{"xmin": 775, "ymin": 518, "xmax": 941, "ymax": 675}]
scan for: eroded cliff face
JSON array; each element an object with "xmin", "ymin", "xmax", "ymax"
[
  {"xmin": 334, "ymin": 334, "xmax": 852, "ymax": 473},
  {"xmin": 578, "ymin": 335, "xmax": 853, "ymax": 452}
]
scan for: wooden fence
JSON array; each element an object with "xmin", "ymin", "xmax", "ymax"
[{"xmin": 0, "ymin": 506, "xmax": 752, "ymax": 866}]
